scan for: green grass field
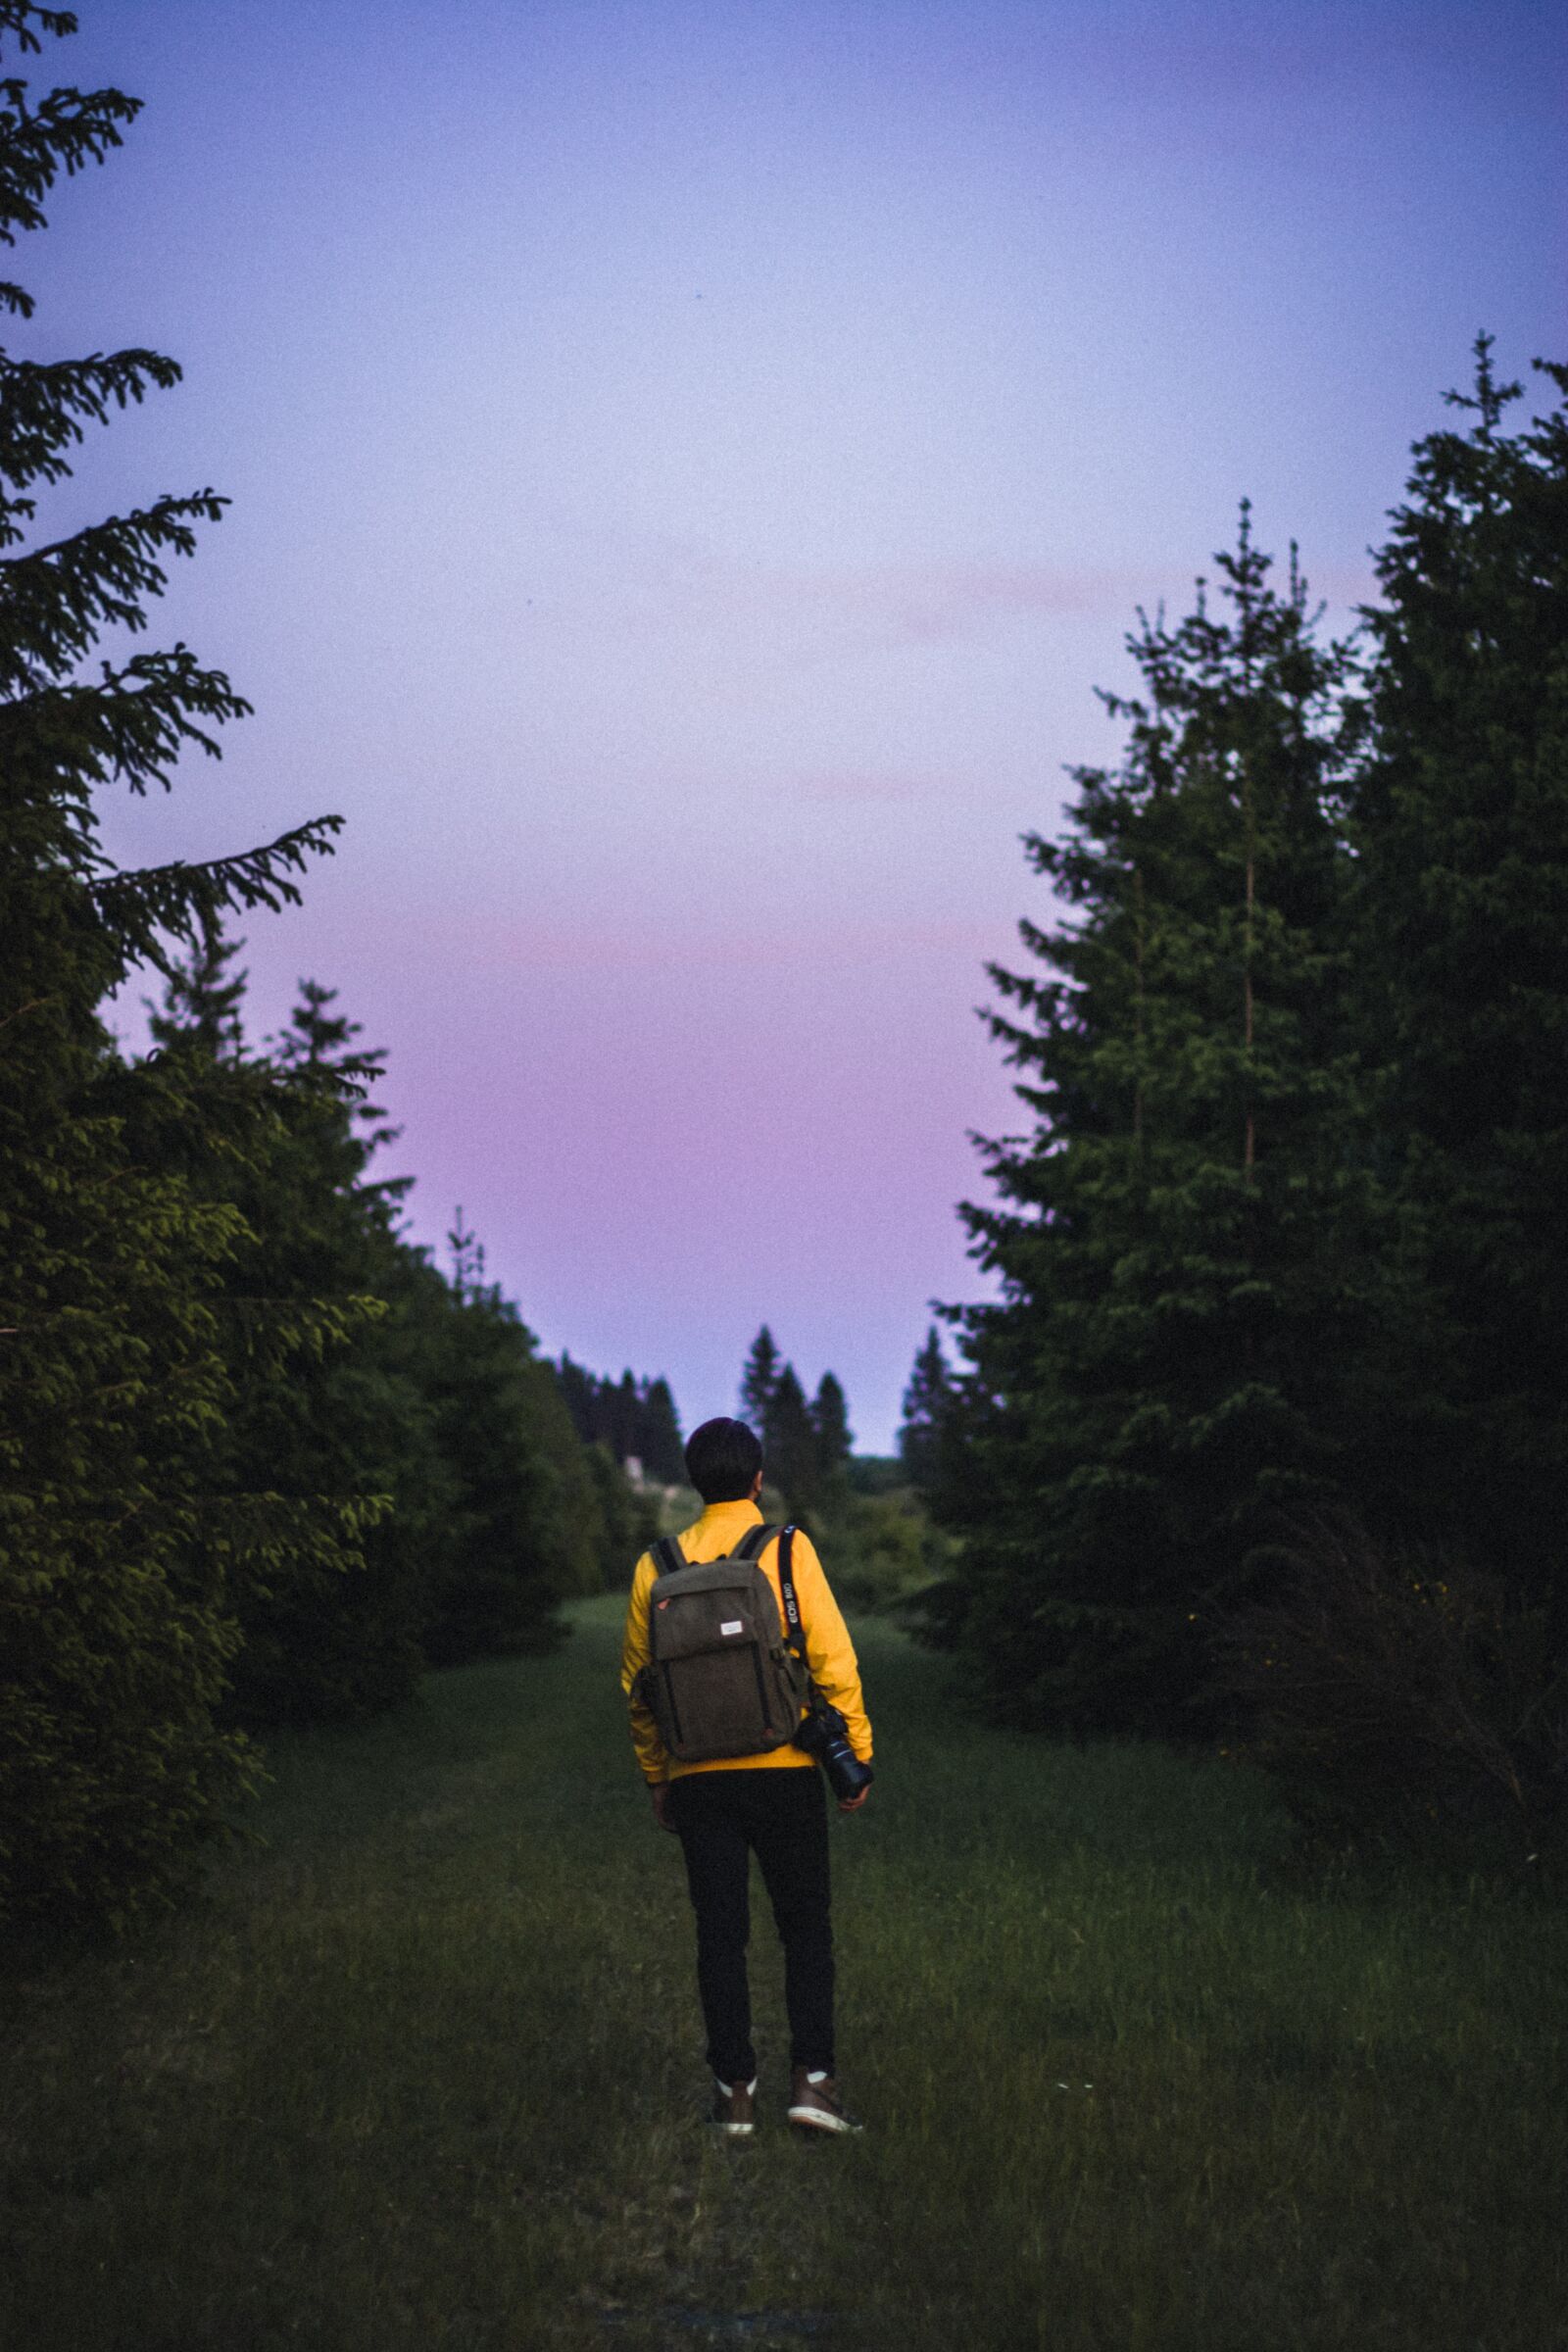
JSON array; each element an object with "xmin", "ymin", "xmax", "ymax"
[{"xmin": 6, "ymin": 1597, "xmax": 1567, "ymax": 2352}]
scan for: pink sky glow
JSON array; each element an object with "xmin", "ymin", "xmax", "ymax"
[{"xmin": 42, "ymin": 0, "xmax": 1563, "ymax": 1445}]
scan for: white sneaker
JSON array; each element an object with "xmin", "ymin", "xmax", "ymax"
[
  {"xmin": 710, "ymin": 2077, "xmax": 757, "ymax": 2135},
  {"xmin": 787, "ymin": 2069, "xmax": 862, "ymax": 2133}
]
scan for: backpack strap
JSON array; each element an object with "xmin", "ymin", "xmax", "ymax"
[
  {"xmin": 734, "ymin": 1522, "xmax": 807, "ymax": 1662},
  {"xmin": 651, "ymin": 1526, "xmax": 779, "ymax": 1577},
  {"xmin": 652, "ymin": 1535, "xmax": 686, "ymax": 1580}
]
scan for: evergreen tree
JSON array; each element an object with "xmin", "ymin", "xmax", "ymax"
[
  {"xmin": 153, "ymin": 966, "xmax": 427, "ymax": 1727},
  {"xmin": 639, "ymin": 1375, "xmax": 685, "ymax": 1484},
  {"xmin": 610, "ymin": 1370, "xmax": 642, "ymax": 1465},
  {"xmin": 151, "ymin": 953, "xmax": 609, "ymax": 1697},
  {"xmin": 940, "ymin": 514, "xmax": 1370, "ymax": 1732},
  {"xmin": 740, "ymin": 1324, "xmax": 781, "ymax": 1429},
  {"xmin": 556, "ymin": 1353, "xmax": 600, "ymax": 1445},
  {"xmin": 1346, "ymin": 340, "xmax": 1568, "ymax": 1653},
  {"xmin": 0, "ymin": 4, "xmax": 343, "ymax": 1930},
  {"xmin": 581, "ymin": 1439, "xmax": 660, "ymax": 1582},
  {"xmin": 416, "ymin": 1212, "xmax": 597, "ymax": 1662},
  {"xmin": 765, "ymin": 1362, "xmax": 820, "ymax": 1519},
  {"xmin": 898, "ymin": 1327, "xmax": 954, "ymax": 1489},
  {"xmin": 554, "ymin": 1351, "xmax": 683, "ymax": 1499},
  {"xmin": 810, "ymin": 1370, "xmax": 854, "ymax": 1496},
  {"xmin": 146, "ymin": 909, "xmax": 246, "ymax": 1061}
]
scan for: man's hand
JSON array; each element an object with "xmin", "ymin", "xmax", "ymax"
[
  {"xmin": 838, "ymin": 1788, "xmax": 870, "ymax": 1814},
  {"xmin": 650, "ymin": 1782, "xmax": 677, "ymax": 1833}
]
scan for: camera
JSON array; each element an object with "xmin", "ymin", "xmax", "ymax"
[{"xmin": 796, "ymin": 1698, "xmax": 874, "ymax": 1804}]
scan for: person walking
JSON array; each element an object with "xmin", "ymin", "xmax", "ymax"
[{"xmin": 621, "ymin": 1414, "xmax": 873, "ymax": 2137}]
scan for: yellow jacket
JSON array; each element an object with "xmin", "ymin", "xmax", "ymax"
[{"xmin": 620, "ymin": 1498, "xmax": 873, "ymax": 1785}]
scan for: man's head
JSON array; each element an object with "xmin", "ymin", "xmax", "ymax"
[{"xmin": 685, "ymin": 1416, "xmax": 763, "ymax": 1504}]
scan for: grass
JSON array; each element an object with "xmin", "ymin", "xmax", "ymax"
[{"xmin": 5, "ymin": 1597, "xmax": 1567, "ymax": 2351}]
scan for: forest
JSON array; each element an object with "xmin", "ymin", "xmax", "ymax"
[
  {"xmin": 3, "ymin": 0, "xmax": 1566, "ymax": 1956},
  {"xmin": 0, "ymin": 4, "xmax": 691, "ymax": 1933},
  {"xmin": 909, "ymin": 360, "xmax": 1568, "ymax": 1854}
]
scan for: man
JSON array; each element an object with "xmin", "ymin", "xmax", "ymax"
[{"xmin": 620, "ymin": 1414, "xmax": 873, "ymax": 2136}]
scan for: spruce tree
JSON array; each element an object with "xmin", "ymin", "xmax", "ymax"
[
  {"xmin": 581, "ymin": 1437, "xmax": 658, "ymax": 1582},
  {"xmin": 417, "ymin": 1214, "xmax": 598, "ymax": 1662},
  {"xmin": 150, "ymin": 962, "xmax": 431, "ymax": 1726},
  {"xmin": 942, "ymin": 514, "xmax": 1371, "ymax": 1732},
  {"xmin": 1348, "ymin": 339, "xmax": 1568, "ymax": 1647},
  {"xmin": 638, "ymin": 1376, "xmax": 685, "ymax": 1484},
  {"xmin": 556, "ymin": 1353, "xmax": 600, "ymax": 1445},
  {"xmin": 899, "ymin": 1327, "xmax": 954, "ymax": 1489},
  {"xmin": 810, "ymin": 1371, "xmax": 854, "ymax": 1498},
  {"xmin": 145, "ymin": 909, "xmax": 247, "ymax": 1060},
  {"xmin": 610, "ymin": 1370, "xmax": 642, "ymax": 1466},
  {"xmin": 764, "ymin": 1362, "xmax": 820, "ymax": 1519},
  {"xmin": 740, "ymin": 1324, "xmax": 781, "ymax": 1429},
  {"xmin": 0, "ymin": 4, "xmax": 343, "ymax": 1929},
  {"xmin": 554, "ymin": 1351, "xmax": 681, "ymax": 1530}
]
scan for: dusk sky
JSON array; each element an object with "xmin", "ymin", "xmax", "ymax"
[{"xmin": 33, "ymin": 0, "xmax": 1564, "ymax": 1446}]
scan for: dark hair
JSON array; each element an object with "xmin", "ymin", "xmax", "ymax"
[{"xmin": 685, "ymin": 1416, "xmax": 762, "ymax": 1504}]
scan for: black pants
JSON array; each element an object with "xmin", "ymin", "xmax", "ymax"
[{"xmin": 666, "ymin": 1766, "xmax": 834, "ymax": 2083}]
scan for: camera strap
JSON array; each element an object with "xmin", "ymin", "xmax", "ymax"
[
  {"xmin": 776, "ymin": 1529, "xmax": 833, "ymax": 1737},
  {"xmin": 775, "ymin": 1524, "xmax": 808, "ymax": 1665},
  {"xmin": 775, "ymin": 1528, "xmax": 842, "ymax": 1762}
]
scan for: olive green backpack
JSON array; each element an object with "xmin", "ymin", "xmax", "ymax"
[{"xmin": 636, "ymin": 1524, "xmax": 809, "ymax": 1763}]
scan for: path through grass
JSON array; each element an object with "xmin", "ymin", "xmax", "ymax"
[{"xmin": 5, "ymin": 1598, "xmax": 1567, "ymax": 2350}]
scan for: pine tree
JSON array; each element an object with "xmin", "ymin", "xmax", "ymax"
[
  {"xmin": 0, "ymin": 4, "xmax": 343, "ymax": 1930},
  {"xmin": 446, "ymin": 1206, "xmax": 485, "ymax": 1300},
  {"xmin": 764, "ymin": 1362, "xmax": 820, "ymax": 1519},
  {"xmin": 899, "ymin": 1328, "xmax": 953, "ymax": 1489},
  {"xmin": 553, "ymin": 1357, "xmax": 684, "ymax": 1476},
  {"xmin": 610, "ymin": 1370, "xmax": 642, "ymax": 1466},
  {"xmin": 638, "ymin": 1376, "xmax": 685, "ymax": 1484},
  {"xmin": 740, "ymin": 1325, "xmax": 781, "ymax": 1429},
  {"xmin": 556, "ymin": 1353, "xmax": 600, "ymax": 1446},
  {"xmin": 942, "ymin": 514, "xmax": 1371, "ymax": 1732},
  {"xmin": 416, "ymin": 1252, "xmax": 594, "ymax": 1661},
  {"xmin": 1347, "ymin": 339, "xmax": 1568, "ymax": 1647},
  {"xmin": 580, "ymin": 1437, "xmax": 659, "ymax": 1583},
  {"xmin": 810, "ymin": 1371, "xmax": 854, "ymax": 1496},
  {"xmin": 157, "ymin": 966, "xmax": 427, "ymax": 1727},
  {"xmin": 146, "ymin": 909, "xmax": 247, "ymax": 1060}
]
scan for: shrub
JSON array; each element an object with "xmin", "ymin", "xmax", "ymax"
[
  {"xmin": 821, "ymin": 1491, "xmax": 948, "ymax": 1613},
  {"xmin": 1208, "ymin": 1510, "xmax": 1568, "ymax": 1849}
]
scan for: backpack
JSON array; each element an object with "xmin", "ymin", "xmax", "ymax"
[{"xmin": 636, "ymin": 1523, "xmax": 810, "ymax": 1764}]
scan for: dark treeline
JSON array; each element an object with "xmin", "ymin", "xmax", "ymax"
[
  {"xmin": 0, "ymin": 9, "xmax": 661, "ymax": 1938},
  {"xmin": 734, "ymin": 1327, "xmax": 944, "ymax": 1609},
  {"xmin": 8, "ymin": 0, "xmax": 1561, "ymax": 1952},
  {"xmin": 142, "ymin": 932, "xmax": 648, "ymax": 1700},
  {"xmin": 737, "ymin": 1323, "xmax": 854, "ymax": 1521},
  {"xmin": 557, "ymin": 1358, "xmax": 685, "ymax": 1486},
  {"xmin": 897, "ymin": 1326, "xmax": 956, "ymax": 1491},
  {"xmin": 910, "ymin": 350, "xmax": 1568, "ymax": 1844}
]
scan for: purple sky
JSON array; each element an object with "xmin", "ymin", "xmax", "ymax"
[{"xmin": 31, "ymin": 0, "xmax": 1565, "ymax": 1446}]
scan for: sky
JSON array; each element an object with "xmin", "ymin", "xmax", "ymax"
[{"xmin": 21, "ymin": 0, "xmax": 1565, "ymax": 1447}]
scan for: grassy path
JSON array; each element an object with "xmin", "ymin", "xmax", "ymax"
[{"xmin": 5, "ymin": 1597, "xmax": 1567, "ymax": 2351}]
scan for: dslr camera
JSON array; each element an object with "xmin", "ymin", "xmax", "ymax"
[{"xmin": 796, "ymin": 1696, "xmax": 874, "ymax": 1804}]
